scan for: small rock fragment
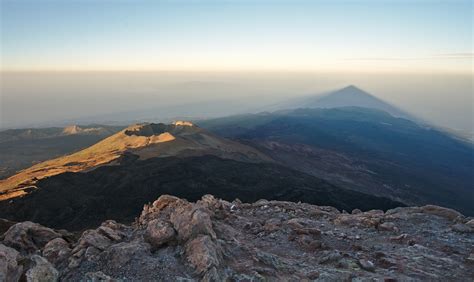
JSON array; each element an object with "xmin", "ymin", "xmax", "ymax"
[
  {"xmin": 358, "ymin": 259, "xmax": 375, "ymax": 272},
  {"xmin": 378, "ymin": 222, "xmax": 399, "ymax": 232}
]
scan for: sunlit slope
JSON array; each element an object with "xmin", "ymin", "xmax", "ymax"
[{"xmin": 0, "ymin": 122, "xmax": 271, "ymax": 200}]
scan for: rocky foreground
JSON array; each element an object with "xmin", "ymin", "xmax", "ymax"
[{"xmin": 1, "ymin": 195, "xmax": 473, "ymax": 281}]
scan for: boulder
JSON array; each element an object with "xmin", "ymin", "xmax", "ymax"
[
  {"xmin": 170, "ymin": 206, "xmax": 216, "ymax": 242},
  {"xmin": 25, "ymin": 255, "xmax": 59, "ymax": 282},
  {"xmin": 75, "ymin": 229, "xmax": 113, "ymax": 251},
  {"xmin": 0, "ymin": 244, "xmax": 22, "ymax": 282},
  {"xmin": 3, "ymin": 222, "xmax": 62, "ymax": 254},
  {"xmin": 185, "ymin": 235, "xmax": 222, "ymax": 275},
  {"xmin": 421, "ymin": 205, "xmax": 463, "ymax": 221},
  {"xmin": 144, "ymin": 219, "xmax": 176, "ymax": 249},
  {"xmin": 138, "ymin": 195, "xmax": 183, "ymax": 225},
  {"xmin": 42, "ymin": 238, "xmax": 71, "ymax": 266}
]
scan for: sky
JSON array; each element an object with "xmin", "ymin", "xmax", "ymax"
[
  {"xmin": 1, "ymin": 0, "xmax": 472, "ymax": 72},
  {"xmin": 0, "ymin": 0, "xmax": 472, "ymax": 133}
]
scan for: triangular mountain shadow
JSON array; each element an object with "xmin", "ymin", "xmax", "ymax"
[{"xmin": 263, "ymin": 85, "xmax": 418, "ymax": 121}]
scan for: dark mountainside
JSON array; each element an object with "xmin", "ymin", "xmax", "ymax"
[
  {"xmin": 0, "ymin": 155, "xmax": 402, "ymax": 230},
  {"xmin": 1, "ymin": 194, "xmax": 473, "ymax": 281},
  {"xmin": 198, "ymin": 107, "xmax": 474, "ymax": 215}
]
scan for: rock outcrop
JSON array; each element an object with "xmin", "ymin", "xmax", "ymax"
[{"xmin": 0, "ymin": 195, "xmax": 473, "ymax": 281}]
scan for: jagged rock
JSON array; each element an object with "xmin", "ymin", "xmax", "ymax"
[
  {"xmin": 25, "ymin": 255, "xmax": 59, "ymax": 282},
  {"xmin": 75, "ymin": 229, "xmax": 112, "ymax": 251},
  {"xmin": 170, "ymin": 204, "xmax": 216, "ymax": 242},
  {"xmin": 422, "ymin": 205, "xmax": 463, "ymax": 221},
  {"xmin": 3, "ymin": 222, "xmax": 62, "ymax": 254},
  {"xmin": 185, "ymin": 235, "xmax": 222, "ymax": 275},
  {"xmin": 144, "ymin": 219, "xmax": 176, "ymax": 249},
  {"xmin": 97, "ymin": 226, "xmax": 122, "ymax": 242},
  {"xmin": 0, "ymin": 244, "xmax": 22, "ymax": 282},
  {"xmin": 138, "ymin": 195, "xmax": 183, "ymax": 225},
  {"xmin": 2, "ymin": 195, "xmax": 472, "ymax": 281},
  {"xmin": 42, "ymin": 238, "xmax": 71, "ymax": 266}
]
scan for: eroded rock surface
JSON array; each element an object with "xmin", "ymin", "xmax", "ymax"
[{"xmin": 0, "ymin": 195, "xmax": 473, "ymax": 281}]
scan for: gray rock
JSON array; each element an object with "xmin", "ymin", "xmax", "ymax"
[
  {"xmin": 170, "ymin": 205, "xmax": 216, "ymax": 242},
  {"xmin": 421, "ymin": 205, "xmax": 463, "ymax": 221},
  {"xmin": 358, "ymin": 259, "xmax": 375, "ymax": 272},
  {"xmin": 25, "ymin": 255, "xmax": 59, "ymax": 282},
  {"xmin": 144, "ymin": 219, "xmax": 176, "ymax": 249},
  {"xmin": 3, "ymin": 222, "xmax": 62, "ymax": 254},
  {"xmin": 42, "ymin": 238, "xmax": 71, "ymax": 266},
  {"xmin": 0, "ymin": 244, "xmax": 23, "ymax": 282},
  {"xmin": 185, "ymin": 235, "xmax": 222, "ymax": 275}
]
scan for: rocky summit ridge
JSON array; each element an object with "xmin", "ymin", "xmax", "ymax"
[{"xmin": 1, "ymin": 195, "xmax": 473, "ymax": 281}]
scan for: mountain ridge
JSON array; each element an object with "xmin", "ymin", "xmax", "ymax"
[{"xmin": 0, "ymin": 122, "xmax": 271, "ymax": 200}]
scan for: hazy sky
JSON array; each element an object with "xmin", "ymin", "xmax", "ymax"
[
  {"xmin": 0, "ymin": 0, "xmax": 472, "ymax": 133},
  {"xmin": 1, "ymin": 0, "xmax": 472, "ymax": 72}
]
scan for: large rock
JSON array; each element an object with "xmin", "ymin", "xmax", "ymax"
[
  {"xmin": 144, "ymin": 219, "xmax": 176, "ymax": 249},
  {"xmin": 75, "ymin": 229, "xmax": 112, "ymax": 251},
  {"xmin": 185, "ymin": 235, "xmax": 222, "ymax": 275},
  {"xmin": 170, "ymin": 206, "xmax": 216, "ymax": 242},
  {"xmin": 0, "ymin": 244, "xmax": 22, "ymax": 282},
  {"xmin": 101, "ymin": 241, "xmax": 151, "ymax": 268},
  {"xmin": 42, "ymin": 238, "xmax": 71, "ymax": 266},
  {"xmin": 25, "ymin": 255, "xmax": 59, "ymax": 282},
  {"xmin": 138, "ymin": 195, "xmax": 183, "ymax": 225},
  {"xmin": 3, "ymin": 222, "xmax": 62, "ymax": 254},
  {"xmin": 421, "ymin": 205, "xmax": 463, "ymax": 221}
]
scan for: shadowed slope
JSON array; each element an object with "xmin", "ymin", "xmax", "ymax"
[{"xmin": 0, "ymin": 155, "xmax": 403, "ymax": 230}]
